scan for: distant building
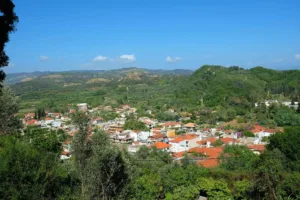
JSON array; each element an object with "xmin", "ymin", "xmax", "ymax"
[{"xmin": 77, "ymin": 103, "xmax": 88, "ymax": 111}]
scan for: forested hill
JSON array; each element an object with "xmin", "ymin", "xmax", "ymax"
[
  {"xmin": 174, "ymin": 65, "xmax": 300, "ymax": 108},
  {"xmin": 7, "ymin": 65, "xmax": 300, "ymax": 115}
]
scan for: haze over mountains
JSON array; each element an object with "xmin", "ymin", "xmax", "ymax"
[{"xmin": 5, "ymin": 67, "xmax": 194, "ymax": 85}]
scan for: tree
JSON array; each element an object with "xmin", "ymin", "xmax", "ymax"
[
  {"xmin": 220, "ymin": 145, "xmax": 258, "ymax": 171},
  {"xmin": 0, "ymin": 87, "xmax": 22, "ymax": 134},
  {"xmin": 212, "ymin": 139, "xmax": 224, "ymax": 147},
  {"xmin": 251, "ymin": 149, "xmax": 285, "ymax": 200},
  {"xmin": 243, "ymin": 131, "xmax": 255, "ymax": 137},
  {"xmin": 72, "ymin": 112, "xmax": 91, "ymax": 199},
  {"xmin": 85, "ymin": 130, "xmax": 129, "ymax": 199},
  {"xmin": 268, "ymin": 126, "xmax": 300, "ymax": 171},
  {"xmin": 0, "ymin": 136, "xmax": 72, "ymax": 199},
  {"xmin": 23, "ymin": 127, "xmax": 63, "ymax": 154},
  {"xmin": 0, "ymin": 0, "xmax": 18, "ymax": 84},
  {"xmin": 197, "ymin": 177, "xmax": 232, "ymax": 200},
  {"xmin": 277, "ymin": 172, "xmax": 300, "ymax": 199},
  {"xmin": 124, "ymin": 119, "xmax": 148, "ymax": 131},
  {"xmin": 34, "ymin": 107, "xmax": 46, "ymax": 120}
]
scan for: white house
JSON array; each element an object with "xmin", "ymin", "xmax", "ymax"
[
  {"xmin": 52, "ymin": 120, "xmax": 62, "ymax": 128},
  {"xmin": 77, "ymin": 103, "xmax": 88, "ymax": 111}
]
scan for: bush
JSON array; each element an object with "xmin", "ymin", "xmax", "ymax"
[{"xmin": 243, "ymin": 131, "xmax": 255, "ymax": 137}]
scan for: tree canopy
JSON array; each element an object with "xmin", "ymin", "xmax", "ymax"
[{"xmin": 0, "ymin": 0, "xmax": 18, "ymax": 83}]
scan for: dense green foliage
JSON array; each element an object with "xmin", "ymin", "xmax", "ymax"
[
  {"xmin": 0, "ymin": 135, "xmax": 79, "ymax": 199},
  {"xmin": 0, "ymin": 0, "xmax": 18, "ymax": 83},
  {"xmin": 0, "ymin": 87, "xmax": 22, "ymax": 134},
  {"xmin": 268, "ymin": 126, "xmax": 300, "ymax": 171},
  {"xmin": 124, "ymin": 119, "xmax": 148, "ymax": 131},
  {"xmin": 34, "ymin": 107, "xmax": 46, "ymax": 120}
]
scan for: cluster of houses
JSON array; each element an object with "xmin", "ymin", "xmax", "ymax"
[
  {"xmin": 22, "ymin": 103, "xmax": 283, "ymax": 168},
  {"xmin": 255, "ymin": 100, "xmax": 299, "ymax": 110}
]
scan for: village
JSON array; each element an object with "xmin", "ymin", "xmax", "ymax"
[{"xmin": 22, "ymin": 102, "xmax": 284, "ymax": 168}]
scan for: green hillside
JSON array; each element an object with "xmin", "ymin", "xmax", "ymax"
[{"xmin": 8, "ymin": 66, "xmax": 300, "ymax": 118}]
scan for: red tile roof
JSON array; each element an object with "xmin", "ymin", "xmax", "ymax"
[
  {"xmin": 170, "ymin": 134, "xmax": 198, "ymax": 143},
  {"xmin": 63, "ymin": 140, "xmax": 72, "ymax": 145},
  {"xmin": 248, "ymin": 144, "xmax": 265, "ymax": 152},
  {"xmin": 188, "ymin": 147, "xmax": 223, "ymax": 158},
  {"xmin": 184, "ymin": 134, "xmax": 198, "ymax": 140},
  {"xmin": 196, "ymin": 137, "xmax": 218, "ymax": 145},
  {"xmin": 45, "ymin": 117, "xmax": 53, "ymax": 121},
  {"xmin": 61, "ymin": 151, "xmax": 70, "ymax": 155},
  {"xmin": 197, "ymin": 159, "xmax": 220, "ymax": 168},
  {"xmin": 150, "ymin": 133, "xmax": 165, "ymax": 139},
  {"xmin": 153, "ymin": 142, "xmax": 171, "ymax": 149},
  {"xmin": 221, "ymin": 138, "xmax": 240, "ymax": 144},
  {"xmin": 169, "ymin": 137, "xmax": 185, "ymax": 143},
  {"xmin": 184, "ymin": 123, "xmax": 197, "ymax": 128},
  {"xmin": 27, "ymin": 119, "xmax": 37, "ymax": 125},
  {"xmin": 172, "ymin": 151, "xmax": 186, "ymax": 159},
  {"xmin": 161, "ymin": 122, "xmax": 181, "ymax": 127},
  {"xmin": 152, "ymin": 128, "xmax": 161, "ymax": 131},
  {"xmin": 264, "ymin": 129, "xmax": 277, "ymax": 133},
  {"xmin": 250, "ymin": 125, "xmax": 265, "ymax": 133}
]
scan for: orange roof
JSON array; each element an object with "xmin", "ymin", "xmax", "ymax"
[
  {"xmin": 152, "ymin": 128, "xmax": 161, "ymax": 131},
  {"xmin": 63, "ymin": 140, "xmax": 72, "ymax": 145},
  {"xmin": 172, "ymin": 151, "xmax": 186, "ymax": 159},
  {"xmin": 225, "ymin": 130, "xmax": 233, "ymax": 134},
  {"xmin": 250, "ymin": 125, "xmax": 265, "ymax": 133},
  {"xmin": 169, "ymin": 134, "xmax": 198, "ymax": 143},
  {"xmin": 45, "ymin": 117, "xmax": 53, "ymax": 120},
  {"xmin": 27, "ymin": 119, "xmax": 37, "ymax": 125},
  {"xmin": 152, "ymin": 131, "xmax": 161, "ymax": 135},
  {"xmin": 184, "ymin": 134, "xmax": 198, "ymax": 140},
  {"xmin": 61, "ymin": 151, "xmax": 70, "ymax": 155},
  {"xmin": 189, "ymin": 147, "xmax": 223, "ymax": 158},
  {"xmin": 153, "ymin": 142, "xmax": 171, "ymax": 149},
  {"xmin": 68, "ymin": 131, "xmax": 78, "ymax": 137},
  {"xmin": 248, "ymin": 144, "xmax": 265, "ymax": 151},
  {"xmin": 69, "ymin": 109, "xmax": 76, "ymax": 114},
  {"xmin": 184, "ymin": 123, "xmax": 197, "ymax": 128},
  {"xmin": 169, "ymin": 137, "xmax": 185, "ymax": 143},
  {"xmin": 264, "ymin": 129, "xmax": 277, "ymax": 133},
  {"xmin": 161, "ymin": 122, "xmax": 181, "ymax": 127},
  {"xmin": 150, "ymin": 133, "xmax": 165, "ymax": 139},
  {"xmin": 133, "ymin": 141, "xmax": 142, "ymax": 145},
  {"xmin": 221, "ymin": 138, "xmax": 240, "ymax": 144},
  {"xmin": 197, "ymin": 137, "xmax": 218, "ymax": 145},
  {"xmin": 197, "ymin": 159, "xmax": 220, "ymax": 168}
]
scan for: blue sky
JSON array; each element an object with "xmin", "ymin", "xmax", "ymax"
[{"xmin": 4, "ymin": 0, "xmax": 300, "ymax": 73}]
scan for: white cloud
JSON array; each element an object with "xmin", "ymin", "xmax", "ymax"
[
  {"xmin": 295, "ymin": 54, "xmax": 300, "ymax": 60},
  {"xmin": 40, "ymin": 56, "xmax": 49, "ymax": 61},
  {"xmin": 93, "ymin": 55, "xmax": 108, "ymax": 62},
  {"xmin": 120, "ymin": 54, "xmax": 136, "ymax": 62},
  {"xmin": 166, "ymin": 56, "xmax": 182, "ymax": 63}
]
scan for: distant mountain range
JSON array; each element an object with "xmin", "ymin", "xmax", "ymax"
[{"xmin": 5, "ymin": 67, "xmax": 194, "ymax": 85}]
